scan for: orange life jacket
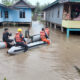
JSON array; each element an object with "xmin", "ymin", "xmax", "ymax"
[
  {"xmin": 45, "ymin": 28, "xmax": 49, "ymax": 35},
  {"xmin": 15, "ymin": 32, "xmax": 23, "ymax": 42},
  {"xmin": 40, "ymin": 31, "xmax": 46, "ymax": 39}
]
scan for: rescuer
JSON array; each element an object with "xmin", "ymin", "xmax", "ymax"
[{"xmin": 15, "ymin": 28, "xmax": 28, "ymax": 52}]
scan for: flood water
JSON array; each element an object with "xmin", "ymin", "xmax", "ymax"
[{"xmin": 0, "ymin": 21, "xmax": 80, "ymax": 80}]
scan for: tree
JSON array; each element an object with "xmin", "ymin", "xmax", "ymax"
[
  {"xmin": 2, "ymin": 0, "xmax": 12, "ymax": 6},
  {"xmin": 2, "ymin": 0, "xmax": 26, "ymax": 5},
  {"xmin": 34, "ymin": 2, "xmax": 41, "ymax": 14}
]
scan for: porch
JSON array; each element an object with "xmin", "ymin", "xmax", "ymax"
[{"xmin": 62, "ymin": 2, "xmax": 80, "ymax": 38}]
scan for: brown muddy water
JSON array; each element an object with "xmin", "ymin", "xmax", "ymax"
[{"xmin": 0, "ymin": 21, "xmax": 80, "ymax": 80}]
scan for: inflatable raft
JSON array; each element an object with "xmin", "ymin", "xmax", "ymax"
[
  {"xmin": 0, "ymin": 42, "xmax": 7, "ymax": 49},
  {"xmin": 8, "ymin": 41, "xmax": 47, "ymax": 55},
  {"xmin": 0, "ymin": 34, "xmax": 41, "ymax": 49}
]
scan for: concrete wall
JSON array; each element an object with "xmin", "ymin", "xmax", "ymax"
[{"xmin": 45, "ymin": 4, "xmax": 64, "ymax": 25}]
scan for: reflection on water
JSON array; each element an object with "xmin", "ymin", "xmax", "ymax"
[{"xmin": 0, "ymin": 21, "xmax": 80, "ymax": 80}]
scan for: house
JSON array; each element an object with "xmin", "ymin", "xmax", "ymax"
[
  {"xmin": 0, "ymin": 0, "xmax": 35, "ymax": 26},
  {"xmin": 43, "ymin": 0, "xmax": 80, "ymax": 38}
]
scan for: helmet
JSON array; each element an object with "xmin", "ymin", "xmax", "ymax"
[{"xmin": 18, "ymin": 28, "xmax": 22, "ymax": 32}]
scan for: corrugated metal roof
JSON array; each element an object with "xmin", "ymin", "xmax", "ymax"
[
  {"xmin": 0, "ymin": 3, "xmax": 7, "ymax": 8},
  {"xmin": 59, "ymin": 0, "xmax": 80, "ymax": 3},
  {"xmin": 0, "ymin": 3, "xmax": 15, "ymax": 9},
  {"xmin": 0, "ymin": 0, "xmax": 35, "ymax": 10},
  {"xmin": 43, "ymin": 0, "xmax": 80, "ymax": 11},
  {"xmin": 43, "ymin": 1, "xmax": 58, "ymax": 11},
  {"xmin": 12, "ymin": 0, "xmax": 35, "ymax": 9},
  {"xmin": 70, "ymin": 0, "xmax": 80, "ymax": 2}
]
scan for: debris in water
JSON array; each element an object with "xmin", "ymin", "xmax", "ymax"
[{"xmin": 74, "ymin": 66, "xmax": 80, "ymax": 73}]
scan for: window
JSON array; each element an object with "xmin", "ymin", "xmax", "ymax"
[
  {"xmin": 71, "ymin": 4, "xmax": 80, "ymax": 20},
  {"xmin": 20, "ymin": 11, "xmax": 25, "ymax": 18},
  {"xmin": 5, "ymin": 11, "xmax": 8, "ymax": 18},
  {"xmin": 57, "ymin": 7, "xmax": 60, "ymax": 18}
]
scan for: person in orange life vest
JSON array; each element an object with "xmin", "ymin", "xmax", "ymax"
[
  {"xmin": 15, "ymin": 28, "xmax": 28, "ymax": 52},
  {"xmin": 45, "ymin": 26, "xmax": 50, "ymax": 37},
  {"xmin": 40, "ymin": 28, "xmax": 50, "ymax": 45}
]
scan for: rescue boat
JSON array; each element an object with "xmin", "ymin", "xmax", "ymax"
[
  {"xmin": 0, "ymin": 34, "xmax": 41, "ymax": 49},
  {"xmin": 8, "ymin": 41, "xmax": 47, "ymax": 55},
  {"xmin": 0, "ymin": 42, "xmax": 8, "ymax": 49}
]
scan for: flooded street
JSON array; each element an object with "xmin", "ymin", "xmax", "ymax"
[{"xmin": 0, "ymin": 21, "xmax": 80, "ymax": 80}]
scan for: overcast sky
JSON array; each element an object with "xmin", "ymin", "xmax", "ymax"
[
  {"xmin": 0, "ymin": 0, "xmax": 56, "ymax": 5},
  {"xmin": 28, "ymin": 0, "xmax": 56, "ymax": 5}
]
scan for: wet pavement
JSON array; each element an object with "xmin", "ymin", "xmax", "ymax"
[{"xmin": 0, "ymin": 21, "xmax": 80, "ymax": 80}]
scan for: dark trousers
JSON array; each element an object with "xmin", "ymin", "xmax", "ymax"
[
  {"xmin": 16, "ymin": 42, "xmax": 28, "ymax": 51},
  {"xmin": 4, "ymin": 39, "xmax": 14, "ymax": 48}
]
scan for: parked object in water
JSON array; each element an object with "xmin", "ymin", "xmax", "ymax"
[
  {"xmin": 8, "ymin": 41, "xmax": 47, "ymax": 55},
  {"xmin": 0, "ymin": 42, "xmax": 7, "ymax": 49}
]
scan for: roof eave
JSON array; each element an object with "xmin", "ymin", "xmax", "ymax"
[
  {"xmin": 43, "ymin": 1, "xmax": 58, "ymax": 11},
  {"xmin": 12, "ymin": 0, "xmax": 35, "ymax": 9},
  {"xmin": 43, "ymin": 0, "xmax": 80, "ymax": 11}
]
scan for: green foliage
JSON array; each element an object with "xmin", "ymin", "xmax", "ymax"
[
  {"xmin": 4, "ymin": 77, "xmax": 7, "ymax": 80},
  {"xmin": 34, "ymin": 2, "xmax": 40, "ymax": 14},
  {"xmin": 2, "ymin": 0, "xmax": 12, "ymax": 6},
  {"xmin": 34, "ymin": 2, "xmax": 49, "ymax": 14},
  {"xmin": 1, "ymin": 0, "xmax": 32, "ymax": 6}
]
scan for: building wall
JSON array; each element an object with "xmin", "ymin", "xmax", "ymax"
[
  {"xmin": 45, "ymin": 4, "xmax": 64, "ymax": 25},
  {"xmin": 0, "ymin": 7, "xmax": 32, "ymax": 23}
]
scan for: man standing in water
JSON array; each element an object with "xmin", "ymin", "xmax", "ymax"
[
  {"xmin": 25, "ymin": 27, "xmax": 33, "ymax": 42},
  {"xmin": 15, "ymin": 28, "xmax": 28, "ymax": 52},
  {"xmin": 25, "ymin": 27, "xmax": 30, "ymax": 38},
  {"xmin": 3, "ymin": 28, "xmax": 13, "ymax": 48}
]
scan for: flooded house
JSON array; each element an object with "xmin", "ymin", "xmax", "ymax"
[
  {"xmin": 43, "ymin": 0, "xmax": 80, "ymax": 37},
  {"xmin": 0, "ymin": 0, "xmax": 35, "ymax": 27}
]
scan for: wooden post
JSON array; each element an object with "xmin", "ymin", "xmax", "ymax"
[
  {"xmin": 2, "ymin": 22, "xmax": 4, "ymax": 27},
  {"xmin": 46, "ymin": 21, "xmax": 47, "ymax": 26},
  {"xmin": 67, "ymin": 28, "xmax": 70, "ymax": 38},
  {"xmin": 61, "ymin": 27, "xmax": 64, "ymax": 32},
  {"xmin": 14, "ymin": 22, "xmax": 16, "ymax": 27},
  {"xmin": 54, "ymin": 24, "xmax": 57, "ymax": 29},
  {"xmin": 47, "ymin": 22, "xmax": 48, "ymax": 27},
  {"xmin": 30, "ymin": 22, "xmax": 32, "ymax": 27},
  {"xmin": 50, "ymin": 23, "xmax": 52, "ymax": 28},
  {"xmin": 47, "ymin": 22, "xmax": 49, "ymax": 27}
]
